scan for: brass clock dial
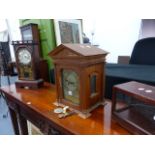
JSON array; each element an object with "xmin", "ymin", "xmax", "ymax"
[
  {"xmin": 62, "ymin": 69, "xmax": 80, "ymax": 105},
  {"xmin": 18, "ymin": 48, "xmax": 31, "ymax": 65}
]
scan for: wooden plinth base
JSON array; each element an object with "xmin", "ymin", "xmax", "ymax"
[
  {"xmin": 53, "ymin": 101, "xmax": 107, "ymax": 119},
  {"xmin": 15, "ymin": 79, "xmax": 44, "ymax": 89}
]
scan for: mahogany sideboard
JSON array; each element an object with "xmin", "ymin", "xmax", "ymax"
[{"xmin": 0, "ymin": 83, "xmax": 130, "ymax": 135}]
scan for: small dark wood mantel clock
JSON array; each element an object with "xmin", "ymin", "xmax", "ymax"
[
  {"xmin": 19, "ymin": 23, "xmax": 49, "ymax": 82},
  {"xmin": 12, "ymin": 41, "xmax": 44, "ymax": 89},
  {"xmin": 49, "ymin": 44, "xmax": 108, "ymax": 118}
]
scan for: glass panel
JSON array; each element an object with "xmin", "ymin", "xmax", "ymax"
[
  {"xmin": 90, "ymin": 75, "xmax": 96, "ymax": 95},
  {"xmin": 22, "ymin": 29, "xmax": 33, "ymax": 40},
  {"xmin": 62, "ymin": 69, "xmax": 80, "ymax": 105}
]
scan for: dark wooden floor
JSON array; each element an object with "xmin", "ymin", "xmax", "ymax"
[{"xmin": 0, "ymin": 76, "xmax": 17, "ymax": 135}]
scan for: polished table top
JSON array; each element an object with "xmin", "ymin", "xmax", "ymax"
[{"xmin": 1, "ymin": 82, "xmax": 130, "ymax": 135}]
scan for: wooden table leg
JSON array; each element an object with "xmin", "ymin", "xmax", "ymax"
[
  {"xmin": 17, "ymin": 114, "xmax": 28, "ymax": 135},
  {"xmin": 9, "ymin": 108, "xmax": 19, "ymax": 135}
]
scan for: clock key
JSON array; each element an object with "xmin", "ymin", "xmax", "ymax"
[{"xmin": 58, "ymin": 111, "xmax": 75, "ymax": 119}]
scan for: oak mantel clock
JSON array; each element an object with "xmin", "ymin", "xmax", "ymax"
[
  {"xmin": 12, "ymin": 41, "xmax": 44, "ymax": 89},
  {"xmin": 49, "ymin": 44, "xmax": 108, "ymax": 118}
]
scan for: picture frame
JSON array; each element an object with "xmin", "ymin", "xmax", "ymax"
[{"xmin": 54, "ymin": 19, "xmax": 83, "ymax": 45}]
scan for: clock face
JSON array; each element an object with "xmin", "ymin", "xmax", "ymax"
[
  {"xmin": 18, "ymin": 48, "xmax": 31, "ymax": 65},
  {"xmin": 62, "ymin": 69, "xmax": 80, "ymax": 105}
]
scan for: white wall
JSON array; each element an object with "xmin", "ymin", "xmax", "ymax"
[
  {"xmin": 139, "ymin": 19, "xmax": 155, "ymax": 39},
  {"xmin": 0, "ymin": 19, "xmax": 8, "ymax": 41},
  {"xmin": 6, "ymin": 19, "xmax": 21, "ymax": 41},
  {"xmin": 1, "ymin": 19, "xmax": 142, "ymax": 63},
  {"xmin": 0, "ymin": 19, "xmax": 21, "ymax": 61},
  {"xmin": 83, "ymin": 19, "xmax": 141, "ymax": 63},
  {"xmin": 6, "ymin": 19, "xmax": 21, "ymax": 61},
  {"xmin": 0, "ymin": 19, "xmax": 7, "ymax": 31}
]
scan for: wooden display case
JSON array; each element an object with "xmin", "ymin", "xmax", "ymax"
[{"xmin": 112, "ymin": 81, "xmax": 155, "ymax": 135}]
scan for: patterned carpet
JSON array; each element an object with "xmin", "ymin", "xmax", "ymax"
[{"xmin": 0, "ymin": 75, "xmax": 17, "ymax": 135}]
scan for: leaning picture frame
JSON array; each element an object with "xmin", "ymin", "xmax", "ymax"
[{"xmin": 54, "ymin": 19, "xmax": 83, "ymax": 45}]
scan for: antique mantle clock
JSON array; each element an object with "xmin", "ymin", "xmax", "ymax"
[
  {"xmin": 49, "ymin": 44, "xmax": 108, "ymax": 118},
  {"xmin": 12, "ymin": 41, "xmax": 44, "ymax": 89}
]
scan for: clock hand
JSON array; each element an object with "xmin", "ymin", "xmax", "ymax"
[{"xmin": 65, "ymin": 79, "xmax": 74, "ymax": 85}]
